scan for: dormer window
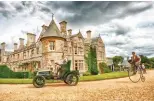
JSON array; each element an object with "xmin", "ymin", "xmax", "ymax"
[{"xmin": 49, "ymin": 41, "xmax": 55, "ymax": 50}]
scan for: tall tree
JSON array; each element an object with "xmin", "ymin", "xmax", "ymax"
[
  {"xmin": 112, "ymin": 56, "xmax": 124, "ymax": 71},
  {"xmin": 149, "ymin": 57, "xmax": 154, "ymax": 68},
  {"xmin": 112, "ymin": 56, "xmax": 124, "ymax": 65},
  {"xmin": 140, "ymin": 55, "xmax": 150, "ymax": 64}
]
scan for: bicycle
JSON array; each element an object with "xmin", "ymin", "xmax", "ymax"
[{"xmin": 128, "ymin": 61, "xmax": 145, "ymax": 83}]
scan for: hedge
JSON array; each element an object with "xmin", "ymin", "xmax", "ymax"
[
  {"xmin": 0, "ymin": 65, "xmax": 31, "ymax": 78},
  {"xmin": 99, "ymin": 62, "xmax": 112, "ymax": 73}
]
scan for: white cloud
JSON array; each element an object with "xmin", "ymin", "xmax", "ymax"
[{"xmin": 0, "ymin": 1, "xmax": 154, "ymax": 58}]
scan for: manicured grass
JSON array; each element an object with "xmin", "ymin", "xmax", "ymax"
[
  {"xmin": 0, "ymin": 79, "xmax": 33, "ymax": 84},
  {"xmin": 0, "ymin": 71, "xmax": 128, "ymax": 84},
  {"xmin": 80, "ymin": 71, "xmax": 128, "ymax": 82}
]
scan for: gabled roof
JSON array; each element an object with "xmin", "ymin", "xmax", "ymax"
[
  {"xmin": 70, "ymin": 33, "xmax": 78, "ymax": 38},
  {"xmin": 70, "ymin": 31, "xmax": 84, "ymax": 39},
  {"xmin": 91, "ymin": 37, "xmax": 99, "ymax": 43},
  {"xmin": 91, "ymin": 36, "xmax": 104, "ymax": 46},
  {"xmin": 91, "ymin": 37, "xmax": 99, "ymax": 45},
  {"xmin": 41, "ymin": 19, "xmax": 64, "ymax": 39}
]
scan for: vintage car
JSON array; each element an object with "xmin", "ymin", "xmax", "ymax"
[{"xmin": 33, "ymin": 60, "xmax": 79, "ymax": 88}]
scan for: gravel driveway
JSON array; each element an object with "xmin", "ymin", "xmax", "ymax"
[{"xmin": 0, "ymin": 70, "xmax": 154, "ymax": 101}]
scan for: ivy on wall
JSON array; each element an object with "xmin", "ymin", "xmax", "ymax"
[{"xmin": 85, "ymin": 45, "xmax": 99, "ymax": 75}]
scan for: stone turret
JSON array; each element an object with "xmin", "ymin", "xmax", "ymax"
[{"xmin": 40, "ymin": 19, "xmax": 65, "ymax": 70}]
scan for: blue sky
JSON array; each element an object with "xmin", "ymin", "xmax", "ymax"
[{"xmin": 0, "ymin": 1, "xmax": 154, "ymax": 57}]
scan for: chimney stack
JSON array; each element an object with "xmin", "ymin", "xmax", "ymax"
[
  {"xmin": 1, "ymin": 42, "xmax": 6, "ymax": 56},
  {"xmin": 1, "ymin": 42, "xmax": 5, "ymax": 50},
  {"xmin": 19, "ymin": 38, "xmax": 24, "ymax": 49},
  {"xmin": 59, "ymin": 21, "xmax": 67, "ymax": 36},
  {"xmin": 41, "ymin": 25, "xmax": 48, "ymax": 32},
  {"xmin": 26, "ymin": 33, "xmax": 36, "ymax": 46},
  {"xmin": 86, "ymin": 30, "xmax": 91, "ymax": 40},
  {"xmin": 68, "ymin": 29, "xmax": 72, "ymax": 37},
  {"xmin": 14, "ymin": 43, "xmax": 18, "ymax": 51}
]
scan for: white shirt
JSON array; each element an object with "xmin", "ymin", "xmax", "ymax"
[
  {"xmin": 56, "ymin": 57, "xmax": 68, "ymax": 65},
  {"xmin": 142, "ymin": 64, "xmax": 145, "ymax": 69}
]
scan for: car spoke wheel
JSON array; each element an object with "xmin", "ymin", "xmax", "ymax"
[
  {"xmin": 33, "ymin": 76, "xmax": 45, "ymax": 88},
  {"xmin": 66, "ymin": 74, "xmax": 79, "ymax": 86}
]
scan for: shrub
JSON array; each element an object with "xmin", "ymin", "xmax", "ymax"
[
  {"xmin": 83, "ymin": 71, "xmax": 91, "ymax": 76},
  {"xmin": 103, "ymin": 67, "xmax": 112, "ymax": 73},
  {"xmin": 0, "ymin": 65, "xmax": 13, "ymax": 78},
  {"xmin": 13, "ymin": 72, "xmax": 30, "ymax": 78},
  {"xmin": 99, "ymin": 62, "xmax": 112, "ymax": 73},
  {"xmin": 144, "ymin": 63, "xmax": 151, "ymax": 68},
  {"xmin": 0, "ymin": 65, "xmax": 31, "ymax": 78}
]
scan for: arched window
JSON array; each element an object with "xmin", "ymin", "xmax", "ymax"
[{"xmin": 31, "ymin": 49, "xmax": 34, "ymax": 56}]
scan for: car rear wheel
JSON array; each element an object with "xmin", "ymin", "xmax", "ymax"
[
  {"xmin": 33, "ymin": 76, "xmax": 45, "ymax": 88},
  {"xmin": 65, "ymin": 74, "xmax": 79, "ymax": 86}
]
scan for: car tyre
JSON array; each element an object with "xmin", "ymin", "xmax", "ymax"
[{"xmin": 33, "ymin": 75, "xmax": 45, "ymax": 88}]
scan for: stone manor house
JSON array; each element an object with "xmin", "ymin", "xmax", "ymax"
[{"xmin": 0, "ymin": 17, "xmax": 106, "ymax": 73}]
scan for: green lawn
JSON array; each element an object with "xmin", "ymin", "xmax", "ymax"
[
  {"xmin": 80, "ymin": 71, "xmax": 128, "ymax": 81},
  {"xmin": 0, "ymin": 71, "xmax": 128, "ymax": 84}
]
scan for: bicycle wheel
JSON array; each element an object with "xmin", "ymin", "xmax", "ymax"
[
  {"xmin": 128, "ymin": 65, "xmax": 140, "ymax": 83},
  {"xmin": 140, "ymin": 69, "xmax": 145, "ymax": 82}
]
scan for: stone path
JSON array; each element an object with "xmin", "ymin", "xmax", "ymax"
[{"xmin": 0, "ymin": 70, "xmax": 154, "ymax": 101}]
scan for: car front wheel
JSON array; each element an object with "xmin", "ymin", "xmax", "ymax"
[{"xmin": 33, "ymin": 75, "xmax": 45, "ymax": 88}]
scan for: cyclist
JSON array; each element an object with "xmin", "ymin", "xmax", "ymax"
[{"xmin": 130, "ymin": 52, "xmax": 141, "ymax": 74}]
